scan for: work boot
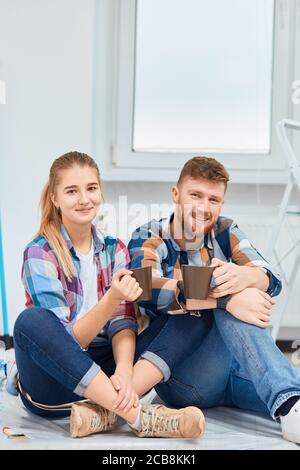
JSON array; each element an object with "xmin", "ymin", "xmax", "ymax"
[
  {"xmin": 70, "ymin": 400, "xmax": 117, "ymax": 438},
  {"xmin": 131, "ymin": 403, "xmax": 205, "ymax": 438}
]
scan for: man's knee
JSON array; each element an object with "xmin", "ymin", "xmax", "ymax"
[
  {"xmin": 213, "ymin": 308, "xmax": 263, "ymax": 333},
  {"xmin": 213, "ymin": 308, "xmax": 237, "ymax": 323}
]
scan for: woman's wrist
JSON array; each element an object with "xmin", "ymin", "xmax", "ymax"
[
  {"xmin": 104, "ymin": 287, "xmax": 123, "ymax": 306},
  {"xmin": 115, "ymin": 362, "xmax": 133, "ymax": 376}
]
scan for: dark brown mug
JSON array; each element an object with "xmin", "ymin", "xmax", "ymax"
[
  {"xmin": 131, "ymin": 266, "xmax": 152, "ymax": 301},
  {"xmin": 181, "ymin": 265, "xmax": 214, "ymax": 300}
]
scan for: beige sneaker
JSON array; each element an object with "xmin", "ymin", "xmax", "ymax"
[
  {"xmin": 131, "ymin": 404, "xmax": 205, "ymax": 438},
  {"xmin": 70, "ymin": 400, "xmax": 117, "ymax": 438}
]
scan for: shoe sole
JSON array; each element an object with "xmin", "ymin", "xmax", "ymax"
[
  {"xmin": 282, "ymin": 431, "xmax": 300, "ymax": 445},
  {"xmin": 70, "ymin": 405, "xmax": 83, "ymax": 438},
  {"xmin": 182, "ymin": 406, "xmax": 205, "ymax": 439}
]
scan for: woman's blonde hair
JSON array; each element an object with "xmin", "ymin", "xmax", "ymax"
[{"xmin": 37, "ymin": 151, "xmax": 101, "ymax": 281}]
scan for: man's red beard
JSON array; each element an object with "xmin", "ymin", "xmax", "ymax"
[
  {"xmin": 182, "ymin": 215, "xmax": 215, "ymax": 240},
  {"xmin": 172, "ymin": 205, "xmax": 216, "ymax": 243}
]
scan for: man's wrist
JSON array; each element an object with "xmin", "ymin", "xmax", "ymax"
[
  {"xmin": 244, "ymin": 266, "xmax": 270, "ymax": 290},
  {"xmin": 176, "ymin": 280, "xmax": 185, "ymax": 301},
  {"xmin": 175, "ymin": 280, "xmax": 186, "ymax": 310},
  {"xmin": 216, "ymin": 294, "xmax": 232, "ymax": 311},
  {"xmin": 245, "ymin": 266, "xmax": 257, "ymax": 288}
]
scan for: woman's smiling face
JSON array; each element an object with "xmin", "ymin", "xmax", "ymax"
[{"xmin": 51, "ymin": 164, "xmax": 102, "ymax": 226}]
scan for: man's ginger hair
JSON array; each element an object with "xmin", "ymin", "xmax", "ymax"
[{"xmin": 177, "ymin": 156, "xmax": 230, "ymax": 190}]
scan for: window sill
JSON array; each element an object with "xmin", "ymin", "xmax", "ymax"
[{"xmin": 101, "ymin": 167, "xmax": 289, "ymax": 185}]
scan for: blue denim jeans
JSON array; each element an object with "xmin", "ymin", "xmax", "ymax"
[
  {"xmin": 155, "ymin": 309, "xmax": 300, "ymax": 420},
  {"xmin": 13, "ymin": 306, "xmax": 213, "ymax": 418}
]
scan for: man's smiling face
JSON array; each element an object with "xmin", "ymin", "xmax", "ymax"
[{"xmin": 171, "ymin": 176, "xmax": 225, "ymax": 243}]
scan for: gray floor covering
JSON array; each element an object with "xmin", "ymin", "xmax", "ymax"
[{"xmin": 1, "ymin": 388, "xmax": 299, "ymax": 450}]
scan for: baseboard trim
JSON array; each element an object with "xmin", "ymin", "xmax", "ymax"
[
  {"xmin": 275, "ymin": 327, "xmax": 300, "ymax": 352},
  {"xmin": 0, "ymin": 335, "xmax": 14, "ymax": 350},
  {"xmin": 276, "ymin": 340, "xmax": 300, "ymax": 353},
  {"xmin": 0, "ymin": 334, "xmax": 298, "ymax": 353}
]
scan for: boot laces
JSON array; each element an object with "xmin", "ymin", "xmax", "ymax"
[
  {"xmin": 142, "ymin": 407, "xmax": 179, "ymax": 436},
  {"xmin": 90, "ymin": 408, "xmax": 109, "ymax": 432}
]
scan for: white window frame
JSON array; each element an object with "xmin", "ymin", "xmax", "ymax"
[{"xmin": 105, "ymin": 0, "xmax": 298, "ymax": 183}]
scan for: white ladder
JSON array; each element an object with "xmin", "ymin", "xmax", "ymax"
[{"xmin": 266, "ymin": 119, "xmax": 300, "ymax": 340}]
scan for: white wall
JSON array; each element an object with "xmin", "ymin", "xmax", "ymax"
[
  {"xmin": 0, "ymin": 0, "xmax": 299, "ymax": 337},
  {"xmin": 0, "ymin": 0, "xmax": 95, "ymax": 333}
]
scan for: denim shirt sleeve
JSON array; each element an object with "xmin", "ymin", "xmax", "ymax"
[{"xmin": 229, "ymin": 223, "xmax": 282, "ymax": 297}]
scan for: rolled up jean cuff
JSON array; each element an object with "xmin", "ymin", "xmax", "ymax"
[
  {"xmin": 73, "ymin": 362, "xmax": 101, "ymax": 397},
  {"xmin": 140, "ymin": 351, "xmax": 171, "ymax": 382}
]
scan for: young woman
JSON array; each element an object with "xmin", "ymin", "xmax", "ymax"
[{"xmin": 13, "ymin": 151, "xmax": 206, "ymax": 439}]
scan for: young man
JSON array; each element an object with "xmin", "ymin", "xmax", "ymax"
[{"xmin": 128, "ymin": 156, "xmax": 300, "ymax": 445}]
